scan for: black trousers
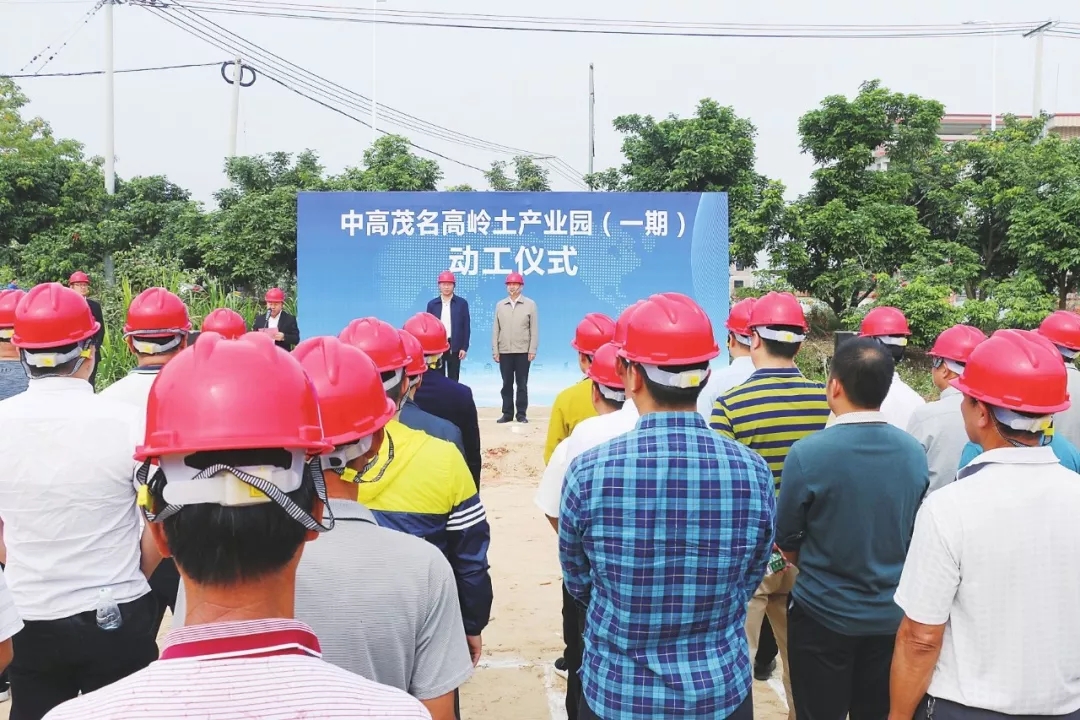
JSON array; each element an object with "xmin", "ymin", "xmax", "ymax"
[
  {"xmin": 498, "ymin": 353, "xmax": 530, "ymax": 419},
  {"xmin": 562, "ymin": 583, "xmax": 583, "ymax": 720},
  {"xmin": 441, "ymin": 348, "xmax": 461, "ymax": 382},
  {"xmin": 148, "ymin": 558, "xmax": 180, "ymax": 635},
  {"xmin": 757, "ymin": 614, "xmax": 778, "ymax": 667},
  {"xmin": 10, "ymin": 592, "xmax": 159, "ymax": 720},
  {"xmin": 787, "ymin": 600, "xmax": 895, "ymax": 720},
  {"xmin": 914, "ymin": 696, "xmax": 1080, "ymax": 720},
  {"xmin": 578, "ymin": 686, "xmax": 753, "ymax": 720}
]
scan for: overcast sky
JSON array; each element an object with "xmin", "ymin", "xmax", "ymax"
[{"xmin": 3, "ymin": 0, "xmax": 1079, "ymax": 205}]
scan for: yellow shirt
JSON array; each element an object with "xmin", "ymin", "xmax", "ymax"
[{"xmin": 544, "ymin": 378, "xmax": 597, "ymax": 463}]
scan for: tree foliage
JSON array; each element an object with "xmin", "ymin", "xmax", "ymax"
[{"xmin": 484, "ymin": 156, "xmax": 551, "ymax": 191}]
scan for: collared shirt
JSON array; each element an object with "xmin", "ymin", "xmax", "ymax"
[
  {"xmin": 958, "ymin": 433, "xmax": 1080, "ymax": 474},
  {"xmin": 560, "ymin": 412, "xmax": 775, "ymax": 720},
  {"xmin": 906, "ymin": 386, "xmax": 967, "ymax": 495},
  {"xmin": 777, "ymin": 411, "xmax": 928, "ymax": 636},
  {"xmin": 173, "ymin": 500, "xmax": 473, "ymax": 700},
  {"xmin": 535, "ymin": 401, "xmax": 638, "ymax": 519},
  {"xmin": 0, "ymin": 377, "xmax": 148, "ymax": 620},
  {"xmin": 0, "ymin": 359, "xmax": 29, "ymax": 401},
  {"xmin": 696, "ymin": 355, "xmax": 755, "ymax": 421},
  {"xmin": 544, "ymin": 378, "xmax": 597, "ymax": 463},
  {"xmin": 440, "ymin": 297, "xmax": 453, "ymax": 340},
  {"xmin": 880, "ymin": 371, "xmax": 925, "ymax": 429},
  {"xmin": 1052, "ymin": 365, "xmax": 1080, "ymax": 448},
  {"xmin": 42, "ymin": 618, "xmax": 430, "ymax": 719},
  {"xmin": 98, "ymin": 367, "xmax": 161, "ymax": 440},
  {"xmin": 398, "ymin": 398, "xmax": 465, "ymax": 458},
  {"xmin": 894, "ymin": 446, "xmax": 1080, "ymax": 715},
  {"xmin": 492, "ymin": 294, "xmax": 538, "ymax": 355},
  {"xmin": 711, "ymin": 367, "xmax": 830, "ymax": 495},
  {"xmin": 0, "ymin": 568, "xmax": 23, "ymax": 644},
  {"xmin": 267, "ymin": 312, "xmax": 280, "ymax": 330}
]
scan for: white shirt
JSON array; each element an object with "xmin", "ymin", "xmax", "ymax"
[
  {"xmin": 880, "ymin": 371, "xmax": 924, "ymax": 430},
  {"xmin": 0, "ymin": 568, "xmax": 24, "ymax": 643},
  {"xmin": 42, "ymin": 619, "xmax": 430, "ymax": 720},
  {"xmin": 0, "ymin": 377, "xmax": 149, "ymax": 620},
  {"xmin": 1052, "ymin": 365, "xmax": 1080, "ymax": 448},
  {"xmin": 905, "ymin": 386, "xmax": 967, "ymax": 495},
  {"xmin": 267, "ymin": 312, "xmax": 280, "ymax": 330},
  {"xmin": 696, "ymin": 355, "xmax": 755, "ymax": 421},
  {"xmin": 894, "ymin": 445, "xmax": 1080, "ymax": 715},
  {"xmin": 534, "ymin": 400, "xmax": 639, "ymax": 519},
  {"xmin": 440, "ymin": 297, "xmax": 453, "ymax": 340},
  {"xmin": 99, "ymin": 369, "xmax": 158, "ymax": 441}
]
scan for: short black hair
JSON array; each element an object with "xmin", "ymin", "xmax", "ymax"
[
  {"xmin": 591, "ymin": 381, "xmax": 624, "ymax": 412},
  {"xmin": 636, "ymin": 361, "xmax": 708, "ymax": 409},
  {"xmin": 382, "ymin": 370, "xmax": 405, "ymax": 404},
  {"xmin": 23, "ymin": 342, "xmax": 85, "ymax": 379},
  {"xmin": 757, "ymin": 325, "xmax": 803, "ymax": 360},
  {"xmin": 966, "ymin": 397, "xmax": 1047, "ymax": 444},
  {"xmin": 157, "ymin": 449, "xmax": 316, "ymax": 586},
  {"xmin": 829, "ymin": 338, "xmax": 894, "ymax": 410}
]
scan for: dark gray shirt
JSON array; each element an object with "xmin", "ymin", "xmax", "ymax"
[{"xmin": 0, "ymin": 361, "xmax": 29, "ymax": 401}]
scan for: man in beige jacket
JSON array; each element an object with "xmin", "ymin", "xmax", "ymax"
[{"xmin": 492, "ymin": 272, "xmax": 538, "ymax": 424}]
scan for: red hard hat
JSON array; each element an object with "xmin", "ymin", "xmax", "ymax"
[
  {"xmin": 399, "ymin": 330, "xmax": 427, "ymax": 377},
  {"xmin": 135, "ymin": 331, "xmax": 329, "ymax": 460},
  {"xmin": 586, "ymin": 342, "xmax": 624, "ymax": 389},
  {"xmin": 403, "ymin": 312, "xmax": 451, "ymax": 355},
  {"xmin": 505, "ymin": 272, "xmax": 525, "ymax": 285},
  {"xmin": 951, "ymin": 329, "xmax": 1070, "ymax": 414},
  {"xmin": 0, "ymin": 289, "xmax": 26, "ymax": 330},
  {"xmin": 124, "ymin": 288, "xmax": 192, "ymax": 336},
  {"xmin": 437, "ymin": 271, "xmax": 456, "ymax": 285},
  {"xmin": 930, "ymin": 324, "xmax": 988, "ymax": 363},
  {"xmin": 620, "ymin": 294, "xmax": 719, "ymax": 365},
  {"xmin": 202, "ymin": 308, "xmax": 247, "ymax": 339},
  {"xmin": 265, "ymin": 288, "xmax": 286, "ymax": 303},
  {"xmin": 293, "ymin": 336, "xmax": 397, "ymax": 446},
  {"xmin": 612, "ymin": 300, "xmax": 646, "ymax": 348},
  {"xmin": 68, "ymin": 271, "xmax": 90, "ymax": 285},
  {"xmin": 1038, "ymin": 311, "xmax": 1080, "ymax": 352},
  {"xmin": 725, "ymin": 298, "xmax": 756, "ymax": 337},
  {"xmin": 338, "ymin": 317, "xmax": 409, "ymax": 372},
  {"xmin": 860, "ymin": 307, "xmax": 911, "ymax": 338},
  {"xmin": 12, "ymin": 283, "xmax": 100, "ymax": 349},
  {"xmin": 571, "ymin": 313, "xmax": 616, "ymax": 355},
  {"xmin": 749, "ymin": 292, "xmax": 808, "ymax": 332}
]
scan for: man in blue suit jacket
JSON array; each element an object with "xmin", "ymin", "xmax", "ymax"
[{"xmin": 426, "ymin": 271, "xmax": 470, "ymax": 382}]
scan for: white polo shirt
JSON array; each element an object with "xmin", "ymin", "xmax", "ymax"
[
  {"xmin": 905, "ymin": 386, "xmax": 967, "ymax": 495},
  {"xmin": 42, "ymin": 618, "xmax": 430, "ymax": 719},
  {"xmin": 0, "ymin": 377, "xmax": 149, "ymax": 620},
  {"xmin": 696, "ymin": 355, "xmax": 755, "ymax": 421},
  {"xmin": 894, "ymin": 445, "xmax": 1080, "ymax": 715},
  {"xmin": 0, "ymin": 568, "xmax": 24, "ymax": 644},
  {"xmin": 534, "ymin": 399, "xmax": 639, "ymax": 518},
  {"xmin": 99, "ymin": 368, "xmax": 159, "ymax": 440},
  {"xmin": 880, "ymin": 371, "xmax": 925, "ymax": 430}
]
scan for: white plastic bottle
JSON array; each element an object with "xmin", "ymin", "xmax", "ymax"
[{"xmin": 95, "ymin": 587, "xmax": 123, "ymax": 631}]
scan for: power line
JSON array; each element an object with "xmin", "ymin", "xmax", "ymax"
[
  {"xmin": 1, "ymin": 61, "xmax": 220, "ymax": 78},
  {"xmin": 19, "ymin": 0, "xmax": 104, "ymax": 73}
]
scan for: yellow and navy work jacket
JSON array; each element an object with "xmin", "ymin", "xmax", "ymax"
[
  {"xmin": 358, "ymin": 419, "xmax": 492, "ymax": 636},
  {"xmin": 544, "ymin": 378, "xmax": 598, "ymax": 464}
]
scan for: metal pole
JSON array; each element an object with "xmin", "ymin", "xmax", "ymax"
[
  {"xmin": 1033, "ymin": 31, "xmax": 1045, "ymax": 117},
  {"xmin": 990, "ymin": 33, "xmax": 997, "ymax": 131},
  {"xmin": 104, "ymin": 0, "xmax": 115, "ymax": 196},
  {"xmin": 228, "ymin": 56, "xmax": 242, "ymax": 158},
  {"xmin": 588, "ymin": 63, "xmax": 595, "ymax": 178},
  {"xmin": 371, "ymin": 0, "xmax": 377, "ymax": 144}
]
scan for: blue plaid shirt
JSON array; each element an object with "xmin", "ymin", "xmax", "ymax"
[{"xmin": 560, "ymin": 412, "xmax": 775, "ymax": 720}]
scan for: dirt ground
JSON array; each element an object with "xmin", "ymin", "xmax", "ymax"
[{"xmin": 0, "ymin": 406, "xmax": 789, "ymax": 720}]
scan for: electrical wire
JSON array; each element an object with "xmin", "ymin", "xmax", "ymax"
[
  {"xmin": 18, "ymin": 0, "xmax": 104, "ymax": 73},
  {"xmin": 1, "ymin": 61, "xmax": 220, "ymax": 78},
  {"xmin": 141, "ymin": 2, "xmax": 586, "ymax": 185}
]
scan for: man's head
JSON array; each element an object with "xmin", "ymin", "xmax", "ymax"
[
  {"xmin": 725, "ymin": 298, "xmax": 755, "ymax": 358},
  {"xmin": 859, "ymin": 306, "xmax": 911, "ymax": 365},
  {"xmin": 135, "ymin": 332, "xmax": 332, "ymax": 589},
  {"xmin": 68, "ymin": 271, "xmax": 91, "ymax": 298},
  {"xmin": 123, "ymin": 287, "xmax": 192, "ymax": 366},
  {"xmin": 202, "ymin": 308, "xmax": 247, "ymax": 339},
  {"xmin": 505, "ymin": 272, "xmax": 524, "ymax": 299},
  {"xmin": 265, "ymin": 288, "xmax": 285, "ymax": 318},
  {"xmin": 928, "ymin": 324, "xmax": 987, "ymax": 391},
  {"xmin": 611, "ymin": 300, "xmax": 645, "ymax": 384},
  {"xmin": 953, "ymin": 329, "xmax": 1070, "ymax": 450},
  {"xmin": 13, "ymin": 282, "xmax": 99, "ymax": 381},
  {"xmin": 438, "ymin": 270, "xmax": 456, "ymax": 299},
  {"xmin": 747, "ymin": 292, "xmax": 807, "ymax": 366},
  {"xmin": 572, "ymin": 312, "xmax": 616, "ymax": 375},
  {"xmin": 619, "ymin": 293, "xmax": 718, "ymax": 414},
  {"xmin": 399, "ymin": 330, "xmax": 427, "ymax": 399},
  {"xmin": 293, "ymin": 336, "xmax": 396, "ymax": 490},
  {"xmin": 826, "ymin": 338, "xmax": 894, "ymax": 416},
  {"xmin": 1037, "ymin": 310, "xmax": 1080, "ymax": 365},
  {"xmin": 0, "ymin": 289, "xmax": 25, "ymax": 361},
  {"xmin": 403, "ymin": 312, "xmax": 450, "ymax": 372},
  {"xmin": 586, "ymin": 342, "xmax": 625, "ymax": 414},
  {"xmin": 339, "ymin": 317, "xmax": 411, "ymax": 409}
]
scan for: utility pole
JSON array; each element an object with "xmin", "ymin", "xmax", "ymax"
[
  {"xmin": 103, "ymin": 0, "xmax": 116, "ymax": 285},
  {"xmin": 588, "ymin": 63, "xmax": 595, "ymax": 183},
  {"xmin": 1025, "ymin": 21, "xmax": 1054, "ymax": 118},
  {"xmin": 228, "ymin": 56, "xmax": 242, "ymax": 158}
]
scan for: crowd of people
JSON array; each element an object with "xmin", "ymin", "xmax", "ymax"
[{"xmin": 0, "ymin": 267, "xmax": 1077, "ymax": 720}]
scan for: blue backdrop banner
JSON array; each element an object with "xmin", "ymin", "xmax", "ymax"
[{"xmin": 297, "ymin": 191, "xmax": 729, "ymax": 407}]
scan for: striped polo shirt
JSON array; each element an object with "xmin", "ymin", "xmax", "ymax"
[{"xmin": 710, "ymin": 367, "xmax": 829, "ymax": 494}]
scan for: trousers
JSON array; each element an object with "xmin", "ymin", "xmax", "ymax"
[
  {"xmin": 498, "ymin": 353, "xmax": 531, "ymax": 419},
  {"xmin": 441, "ymin": 348, "xmax": 462, "ymax": 382},
  {"xmin": 746, "ymin": 569, "xmax": 797, "ymax": 720}
]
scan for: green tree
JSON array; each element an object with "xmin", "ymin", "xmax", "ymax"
[
  {"xmin": 484, "ymin": 156, "xmax": 550, "ymax": 191},
  {"xmin": 585, "ymin": 99, "xmax": 784, "ymax": 267},
  {"xmin": 773, "ymin": 80, "xmax": 944, "ymax": 315},
  {"xmin": 327, "ymin": 135, "xmax": 442, "ymax": 191}
]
